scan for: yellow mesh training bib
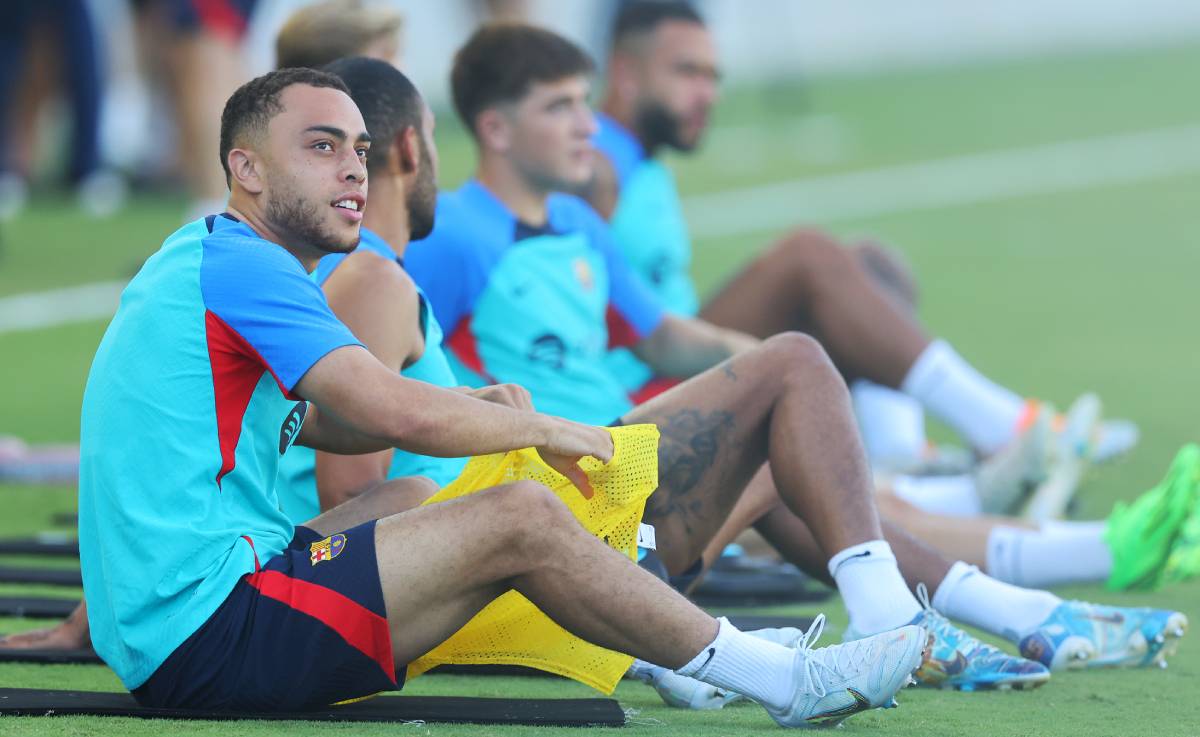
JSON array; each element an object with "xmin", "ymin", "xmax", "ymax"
[{"xmin": 406, "ymin": 423, "xmax": 660, "ymax": 693}]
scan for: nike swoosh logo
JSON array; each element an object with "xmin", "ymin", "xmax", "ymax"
[
  {"xmin": 807, "ymin": 687, "xmax": 871, "ymax": 723},
  {"xmin": 698, "ymin": 647, "xmax": 716, "ymax": 671}
]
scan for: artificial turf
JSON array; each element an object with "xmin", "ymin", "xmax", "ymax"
[{"xmin": 1, "ymin": 40, "xmax": 1198, "ymax": 737}]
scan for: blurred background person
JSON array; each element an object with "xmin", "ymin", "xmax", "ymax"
[{"xmin": 0, "ymin": 0, "xmax": 126, "ymax": 220}]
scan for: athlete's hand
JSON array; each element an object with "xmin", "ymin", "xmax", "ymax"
[
  {"xmin": 462, "ymin": 384, "xmax": 535, "ymax": 412},
  {"xmin": 537, "ymin": 420, "xmax": 614, "ymax": 500}
]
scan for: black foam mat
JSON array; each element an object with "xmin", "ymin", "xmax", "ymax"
[
  {"xmin": 692, "ymin": 568, "xmax": 832, "ymax": 606},
  {"xmin": 0, "ymin": 567, "xmax": 81, "ymax": 587},
  {"xmin": 0, "ymin": 688, "xmax": 626, "ymax": 726},
  {"xmin": 0, "ymin": 646, "xmax": 100, "ymax": 665},
  {"xmin": 0, "ymin": 596, "xmax": 79, "ymax": 618},
  {"xmin": 0, "ymin": 537, "xmax": 79, "ymax": 557}
]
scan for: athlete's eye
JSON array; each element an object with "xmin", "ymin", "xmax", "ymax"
[
  {"xmin": 313, "ymin": 141, "xmax": 333, "ymax": 152},
  {"xmin": 356, "ymin": 147, "xmax": 368, "ymax": 159}
]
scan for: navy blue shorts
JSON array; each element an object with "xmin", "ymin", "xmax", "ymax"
[{"xmin": 133, "ymin": 521, "xmax": 402, "ymax": 711}]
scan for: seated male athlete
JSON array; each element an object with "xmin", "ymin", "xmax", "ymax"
[
  {"xmin": 76, "ymin": 67, "xmax": 928, "ymax": 725},
  {"xmin": 585, "ymin": 2, "xmax": 1137, "ymax": 515},
  {"xmin": 0, "ymin": 8, "xmax": 437, "ymax": 658},
  {"xmin": 404, "ymin": 24, "xmax": 1187, "ymax": 698}
]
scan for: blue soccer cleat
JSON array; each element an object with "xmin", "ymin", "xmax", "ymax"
[
  {"xmin": 847, "ymin": 585, "xmax": 1050, "ymax": 691},
  {"xmin": 1018, "ymin": 600, "xmax": 1189, "ymax": 670}
]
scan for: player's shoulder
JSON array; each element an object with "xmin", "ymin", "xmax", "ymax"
[
  {"xmin": 416, "ymin": 186, "xmax": 513, "ymax": 257},
  {"xmin": 591, "ymin": 113, "xmax": 643, "ymax": 189},
  {"xmin": 331, "ymin": 247, "xmax": 412, "ymax": 295},
  {"xmin": 548, "ymin": 192, "xmax": 613, "ymax": 242},
  {"xmin": 201, "ymin": 215, "xmax": 306, "ymax": 274}
]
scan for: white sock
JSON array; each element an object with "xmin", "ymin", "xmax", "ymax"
[
  {"xmin": 932, "ymin": 560, "xmax": 1061, "ymax": 642},
  {"xmin": 828, "ymin": 540, "xmax": 922, "ymax": 635},
  {"xmin": 986, "ymin": 521, "xmax": 1112, "ymax": 588},
  {"xmin": 891, "ymin": 474, "xmax": 982, "ymax": 517},
  {"xmin": 851, "ymin": 380, "xmax": 928, "ymax": 466},
  {"xmin": 676, "ymin": 617, "xmax": 795, "ymax": 710},
  {"xmin": 901, "ymin": 340, "xmax": 1026, "ymax": 455}
]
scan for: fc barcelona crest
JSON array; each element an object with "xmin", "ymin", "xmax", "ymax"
[{"xmin": 310, "ymin": 533, "xmax": 347, "ymax": 566}]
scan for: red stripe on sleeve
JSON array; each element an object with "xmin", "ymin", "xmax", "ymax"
[
  {"xmin": 246, "ymin": 569, "xmax": 396, "ymax": 682},
  {"xmin": 606, "ymin": 305, "xmax": 641, "ymax": 349},
  {"xmin": 446, "ymin": 317, "xmax": 498, "ymax": 383},
  {"xmin": 205, "ymin": 311, "xmax": 297, "ymax": 487}
]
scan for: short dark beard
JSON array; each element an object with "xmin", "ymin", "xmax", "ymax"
[
  {"xmin": 265, "ymin": 188, "xmax": 357, "ymax": 255},
  {"xmin": 634, "ymin": 99, "xmax": 695, "ymax": 155},
  {"xmin": 407, "ymin": 140, "xmax": 438, "ymax": 241}
]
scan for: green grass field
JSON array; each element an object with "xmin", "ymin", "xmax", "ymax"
[{"xmin": 1, "ymin": 41, "xmax": 1199, "ymax": 736}]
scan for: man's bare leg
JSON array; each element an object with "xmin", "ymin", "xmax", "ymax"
[
  {"xmin": 621, "ymin": 333, "xmax": 884, "ymax": 572},
  {"xmin": 618, "ymin": 334, "xmax": 927, "ymax": 639},
  {"xmin": 876, "ymin": 493, "xmax": 1032, "ymax": 570},
  {"xmin": 695, "ymin": 470, "xmax": 952, "ymax": 594},
  {"xmin": 372, "ymin": 481, "xmax": 713, "ymax": 667},
  {"xmin": 700, "ymin": 231, "xmax": 929, "ymax": 388},
  {"xmin": 304, "ymin": 475, "xmax": 437, "ymax": 538},
  {"xmin": 701, "ymin": 233, "xmax": 1032, "ymax": 456},
  {"xmin": 369, "ymin": 479, "xmax": 925, "ymax": 720}
]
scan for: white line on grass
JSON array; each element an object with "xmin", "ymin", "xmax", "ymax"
[
  {"xmin": 3, "ymin": 124, "xmax": 1200, "ymax": 335},
  {"xmin": 684, "ymin": 123, "xmax": 1200, "ymax": 239},
  {"xmin": 0, "ymin": 280, "xmax": 125, "ymax": 335}
]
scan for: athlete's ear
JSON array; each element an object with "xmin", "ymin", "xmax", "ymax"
[
  {"xmin": 227, "ymin": 148, "xmax": 265, "ymax": 195},
  {"xmin": 475, "ymin": 107, "xmax": 512, "ymax": 154},
  {"xmin": 394, "ymin": 125, "xmax": 419, "ymax": 176}
]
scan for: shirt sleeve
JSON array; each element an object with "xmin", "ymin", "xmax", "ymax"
[
  {"xmin": 591, "ymin": 212, "xmax": 666, "ymax": 348},
  {"xmin": 200, "ymin": 235, "xmax": 362, "ymax": 393},
  {"xmin": 405, "ymin": 209, "xmax": 488, "ymax": 336}
]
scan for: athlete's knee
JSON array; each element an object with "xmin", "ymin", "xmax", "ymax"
[
  {"xmin": 759, "ymin": 332, "xmax": 835, "ymax": 376},
  {"xmin": 769, "ymin": 228, "xmax": 856, "ymax": 283},
  {"xmin": 499, "ymin": 481, "xmax": 573, "ymax": 530},
  {"xmin": 853, "ymin": 240, "xmax": 919, "ymax": 309}
]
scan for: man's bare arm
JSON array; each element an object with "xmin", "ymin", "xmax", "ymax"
[
  {"xmin": 632, "ymin": 315, "xmax": 760, "ymax": 378},
  {"xmin": 314, "ymin": 252, "xmax": 418, "ymax": 508},
  {"xmin": 294, "ymin": 345, "xmax": 613, "ymax": 494}
]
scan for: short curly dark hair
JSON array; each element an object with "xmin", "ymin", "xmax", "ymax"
[
  {"xmin": 218, "ymin": 67, "xmax": 351, "ymax": 188},
  {"xmin": 451, "ymin": 24, "xmax": 593, "ymax": 140},
  {"xmin": 323, "ymin": 56, "xmax": 422, "ymax": 176}
]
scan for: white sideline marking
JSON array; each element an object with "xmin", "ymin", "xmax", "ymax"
[
  {"xmin": 0, "ymin": 280, "xmax": 125, "ymax": 335},
  {"xmin": 683, "ymin": 123, "xmax": 1200, "ymax": 239},
  {"xmin": 4, "ymin": 124, "xmax": 1200, "ymax": 336}
]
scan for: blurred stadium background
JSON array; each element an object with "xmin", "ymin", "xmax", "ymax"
[{"xmin": 1, "ymin": 1, "xmax": 1198, "ymax": 735}]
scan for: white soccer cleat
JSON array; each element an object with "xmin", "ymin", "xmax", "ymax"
[
  {"xmin": 1022, "ymin": 394, "xmax": 1101, "ymax": 521},
  {"xmin": 1091, "ymin": 418, "xmax": 1140, "ymax": 464},
  {"xmin": 765, "ymin": 615, "xmax": 926, "ymax": 728},
  {"xmin": 975, "ymin": 404, "xmax": 1053, "ymax": 514}
]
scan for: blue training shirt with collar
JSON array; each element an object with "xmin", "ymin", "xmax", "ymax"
[
  {"xmin": 592, "ymin": 113, "xmax": 699, "ymax": 392},
  {"xmin": 405, "ymin": 180, "xmax": 665, "ymax": 426},
  {"xmin": 276, "ymin": 228, "xmax": 468, "ymax": 521},
  {"xmin": 78, "ymin": 215, "xmax": 362, "ymax": 689}
]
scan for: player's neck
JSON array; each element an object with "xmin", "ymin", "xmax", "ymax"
[
  {"xmin": 362, "ymin": 177, "xmax": 410, "ymax": 259},
  {"xmin": 476, "ymin": 157, "xmax": 548, "ymax": 227},
  {"xmin": 224, "ymin": 201, "xmax": 321, "ymax": 272},
  {"xmin": 600, "ymin": 96, "xmax": 646, "ymax": 153}
]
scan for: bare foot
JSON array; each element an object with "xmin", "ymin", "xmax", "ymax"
[{"xmin": 0, "ymin": 604, "xmax": 92, "ymax": 651}]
